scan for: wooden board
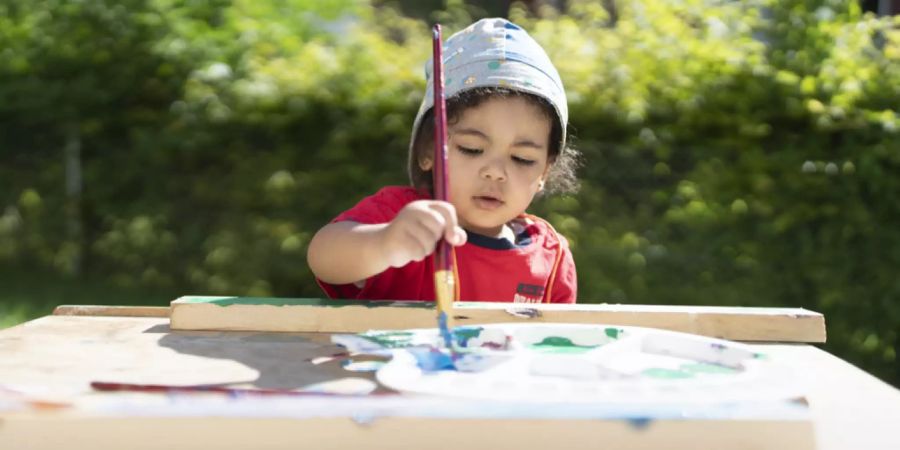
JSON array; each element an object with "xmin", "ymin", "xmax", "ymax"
[
  {"xmin": 2, "ymin": 416, "xmax": 815, "ymax": 450},
  {"xmin": 3, "ymin": 315, "xmax": 900, "ymax": 449},
  {"xmin": 0, "ymin": 315, "xmax": 815, "ymax": 450},
  {"xmin": 0, "ymin": 316, "xmax": 900, "ymax": 450},
  {"xmin": 169, "ymin": 296, "xmax": 826, "ymax": 343},
  {"xmin": 54, "ymin": 305, "xmax": 169, "ymax": 317}
]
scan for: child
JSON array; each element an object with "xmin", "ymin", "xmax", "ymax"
[{"xmin": 307, "ymin": 18, "xmax": 580, "ymax": 303}]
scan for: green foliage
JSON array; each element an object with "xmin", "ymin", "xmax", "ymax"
[
  {"xmin": 0, "ymin": 262, "xmax": 178, "ymax": 329},
  {"xmin": 0, "ymin": 0, "xmax": 897, "ymax": 386},
  {"xmin": 520, "ymin": 0, "xmax": 900, "ymax": 384}
]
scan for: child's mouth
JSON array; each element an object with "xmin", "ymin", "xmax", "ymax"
[{"xmin": 473, "ymin": 195, "xmax": 504, "ymax": 210}]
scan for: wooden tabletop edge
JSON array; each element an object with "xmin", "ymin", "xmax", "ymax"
[{"xmin": 53, "ymin": 305, "xmax": 171, "ymax": 318}]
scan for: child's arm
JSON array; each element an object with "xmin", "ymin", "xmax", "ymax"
[{"xmin": 307, "ymin": 200, "xmax": 467, "ymax": 285}]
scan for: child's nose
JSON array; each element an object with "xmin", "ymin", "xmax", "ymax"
[{"xmin": 479, "ymin": 158, "xmax": 508, "ymax": 182}]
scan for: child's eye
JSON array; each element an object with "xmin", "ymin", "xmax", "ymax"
[
  {"xmin": 512, "ymin": 156, "xmax": 536, "ymax": 166},
  {"xmin": 457, "ymin": 146, "xmax": 482, "ymax": 156}
]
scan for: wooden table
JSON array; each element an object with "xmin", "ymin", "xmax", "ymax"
[{"xmin": 1, "ymin": 310, "xmax": 899, "ymax": 449}]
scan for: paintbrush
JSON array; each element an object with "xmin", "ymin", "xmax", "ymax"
[
  {"xmin": 90, "ymin": 381, "xmax": 390, "ymax": 398},
  {"xmin": 432, "ymin": 24, "xmax": 455, "ymax": 349}
]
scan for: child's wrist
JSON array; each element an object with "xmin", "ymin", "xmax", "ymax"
[{"xmin": 371, "ymin": 223, "xmax": 395, "ymax": 267}]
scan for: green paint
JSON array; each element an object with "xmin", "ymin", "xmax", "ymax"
[
  {"xmin": 642, "ymin": 368, "xmax": 693, "ymax": 379},
  {"xmin": 453, "ymin": 327, "xmax": 484, "ymax": 342},
  {"xmin": 643, "ymin": 363, "xmax": 738, "ymax": 380},
  {"xmin": 487, "ymin": 61, "xmax": 501, "ymax": 70},
  {"xmin": 530, "ymin": 336, "xmax": 598, "ymax": 354},
  {"xmin": 359, "ymin": 331, "xmax": 415, "ymax": 348},
  {"xmin": 176, "ymin": 296, "xmax": 434, "ymax": 309},
  {"xmin": 604, "ymin": 327, "xmax": 623, "ymax": 339}
]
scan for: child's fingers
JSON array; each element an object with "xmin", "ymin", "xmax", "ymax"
[
  {"xmin": 427, "ymin": 201, "xmax": 462, "ymax": 245},
  {"xmin": 402, "ymin": 230, "xmax": 430, "ymax": 261},
  {"xmin": 408, "ymin": 219, "xmax": 441, "ymax": 258},
  {"xmin": 415, "ymin": 207, "xmax": 447, "ymax": 239},
  {"xmin": 451, "ymin": 226, "xmax": 467, "ymax": 246}
]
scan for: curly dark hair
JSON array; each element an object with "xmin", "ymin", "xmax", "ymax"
[{"xmin": 409, "ymin": 87, "xmax": 580, "ymax": 196}]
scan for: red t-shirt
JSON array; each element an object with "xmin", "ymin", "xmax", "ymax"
[{"xmin": 316, "ymin": 186, "xmax": 577, "ymax": 304}]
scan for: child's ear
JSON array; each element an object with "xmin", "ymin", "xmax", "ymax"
[
  {"xmin": 538, "ymin": 164, "xmax": 551, "ymax": 192},
  {"xmin": 419, "ymin": 156, "xmax": 434, "ymax": 171}
]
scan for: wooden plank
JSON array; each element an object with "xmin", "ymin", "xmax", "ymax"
[
  {"xmin": 169, "ymin": 296, "xmax": 826, "ymax": 343},
  {"xmin": 53, "ymin": 305, "xmax": 170, "ymax": 318},
  {"xmin": 1, "ymin": 416, "xmax": 816, "ymax": 450},
  {"xmin": 0, "ymin": 314, "xmax": 815, "ymax": 448},
  {"xmin": 3, "ymin": 316, "xmax": 898, "ymax": 450}
]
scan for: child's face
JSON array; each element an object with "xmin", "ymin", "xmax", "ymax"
[{"xmin": 422, "ymin": 96, "xmax": 552, "ymax": 237}]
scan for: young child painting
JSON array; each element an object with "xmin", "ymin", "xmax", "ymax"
[{"xmin": 307, "ymin": 18, "xmax": 580, "ymax": 304}]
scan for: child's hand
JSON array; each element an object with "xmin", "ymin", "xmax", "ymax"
[{"xmin": 381, "ymin": 200, "xmax": 467, "ymax": 268}]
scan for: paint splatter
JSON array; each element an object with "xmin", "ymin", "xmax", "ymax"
[
  {"xmin": 530, "ymin": 336, "xmax": 598, "ymax": 354},
  {"xmin": 627, "ymin": 417, "xmax": 653, "ymax": 430},
  {"xmin": 642, "ymin": 363, "xmax": 738, "ymax": 379},
  {"xmin": 453, "ymin": 326, "xmax": 484, "ymax": 347},
  {"xmin": 341, "ymin": 360, "xmax": 385, "ymax": 372},
  {"xmin": 332, "ymin": 323, "xmax": 795, "ymax": 404},
  {"xmin": 408, "ymin": 347, "xmax": 455, "ymax": 371},
  {"xmin": 358, "ymin": 331, "xmax": 414, "ymax": 349},
  {"xmin": 605, "ymin": 327, "xmax": 623, "ymax": 339}
]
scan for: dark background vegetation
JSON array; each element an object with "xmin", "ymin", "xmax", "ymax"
[{"xmin": 1, "ymin": 0, "xmax": 898, "ymax": 387}]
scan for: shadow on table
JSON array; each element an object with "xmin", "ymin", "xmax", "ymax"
[{"xmin": 149, "ymin": 324, "xmax": 382, "ymax": 392}]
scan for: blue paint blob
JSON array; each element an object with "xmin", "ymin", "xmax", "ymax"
[
  {"xmin": 408, "ymin": 347, "xmax": 456, "ymax": 371},
  {"xmin": 438, "ymin": 312, "xmax": 453, "ymax": 348},
  {"xmin": 341, "ymin": 359, "xmax": 385, "ymax": 372},
  {"xmin": 627, "ymin": 417, "xmax": 653, "ymax": 430},
  {"xmin": 504, "ymin": 22, "xmax": 521, "ymax": 30},
  {"xmin": 351, "ymin": 411, "xmax": 376, "ymax": 426}
]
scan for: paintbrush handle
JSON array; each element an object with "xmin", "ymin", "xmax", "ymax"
[
  {"xmin": 90, "ymin": 381, "xmax": 376, "ymax": 398},
  {"xmin": 432, "ymin": 24, "xmax": 455, "ymax": 347},
  {"xmin": 432, "ymin": 24, "xmax": 452, "ymax": 273}
]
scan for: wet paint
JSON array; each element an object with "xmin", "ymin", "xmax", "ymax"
[
  {"xmin": 452, "ymin": 326, "xmax": 484, "ymax": 347},
  {"xmin": 437, "ymin": 311, "xmax": 453, "ymax": 349},
  {"xmin": 341, "ymin": 360, "xmax": 385, "ymax": 372},
  {"xmin": 408, "ymin": 347, "xmax": 455, "ymax": 371},
  {"xmin": 530, "ymin": 336, "xmax": 598, "ymax": 354},
  {"xmin": 605, "ymin": 327, "xmax": 623, "ymax": 339},
  {"xmin": 642, "ymin": 362, "xmax": 738, "ymax": 379},
  {"xmin": 357, "ymin": 331, "xmax": 415, "ymax": 349},
  {"xmin": 333, "ymin": 323, "xmax": 798, "ymax": 404},
  {"xmin": 626, "ymin": 417, "xmax": 653, "ymax": 430}
]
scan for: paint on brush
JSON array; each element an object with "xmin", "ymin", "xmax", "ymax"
[{"xmin": 408, "ymin": 347, "xmax": 455, "ymax": 371}]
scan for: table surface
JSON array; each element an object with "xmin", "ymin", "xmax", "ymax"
[{"xmin": 1, "ymin": 314, "xmax": 899, "ymax": 449}]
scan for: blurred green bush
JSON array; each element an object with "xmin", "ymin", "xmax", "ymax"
[{"xmin": 0, "ymin": 0, "xmax": 897, "ymax": 385}]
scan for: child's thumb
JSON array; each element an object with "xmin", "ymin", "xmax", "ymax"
[{"xmin": 449, "ymin": 226, "xmax": 467, "ymax": 246}]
